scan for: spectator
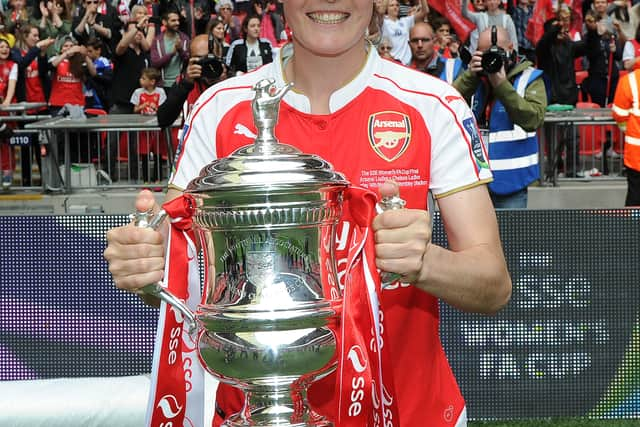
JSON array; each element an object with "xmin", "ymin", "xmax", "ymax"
[
  {"xmin": 3, "ymin": 0, "xmax": 32, "ymax": 34},
  {"xmin": 583, "ymin": 10, "xmax": 621, "ymax": 106},
  {"xmin": 11, "ymin": 25, "xmax": 54, "ymax": 187},
  {"xmin": 453, "ymin": 26, "xmax": 547, "ymax": 208},
  {"xmin": 433, "ymin": 17, "xmax": 463, "ymax": 60},
  {"xmin": 591, "ymin": 0, "xmax": 617, "ymax": 38},
  {"xmin": 0, "ymin": 39, "xmax": 17, "ymax": 189},
  {"xmin": 472, "ymin": 0, "xmax": 486, "ymax": 11},
  {"xmin": 111, "ymin": 17, "xmax": 151, "ymax": 181},
  {"xmin": 511, "ymin": 0, "xmax": 536, "ymax": 63},
  {"xmin": 129, "ymin": 4, "xmax": 155, "ymax": 50},
  {"xmin": 72, "ymin": 0, "xmax": 121, "ymax": 58},
  {"xmin": 170, "ymin": 0, "xmax": 208, "ymax": 39},
  {"xmin": 150, "ymin": 11, "xmax": 189, "ymax": 97},
  {"xmin": 611, "ymin": 67, "xmax": 640, "ymax": 205},
  {"xmin": 367, "ymin": 0, "xmax": 388, "ymax": 44},
  {"xmin": 0, "ymin": 14, "xmax": 16, "ymax": 48},
  {"xmin": 215, "ymin": 0, "xmax": 241, "ymax": 44},
  {"xmin": 377, "ymin": 36, "xmax": 395, "ymax": 60},
  {"xmin": 536, "ymin": 11, "xmax": 599, "ymax": 178},
  {"xmin": 84, "ymin": 37, "xmax": 112, "ymax": 110},
  {"xmin": 410, "ymin": 22, "xmax": 464, "ymax": 84},
  {"xmin": 622, "ymin": 22, "xmax": 640, "ymax": 71},
  {"xmin": 130, "ymin": 66, "xmax": 166, "ymax": 182},
  {"xmin": 35, "ymin": 0, "xmax": 73, "ymax": 57},
  {"xmin": 226, "ymin": 14, "xmax": 272, "ymax": 76},
  {"xmin": 111, "ymin": 16, "xmax": 150, "ymax": 114},
  {"xmin": 156, "ymin": 34, "xmax": 227, "ymax": 129},
  {"xmin": 48, "ymin": 36, "xmax": 85, "ymax": 115},
  {"xmin": 11, "ymin": 24, "xmax": 53, "ymax": 108},
  {"xmin": 462, "ymin": 0, "xmax": 518, "ymax": 54},
  {"xmin": 381, "ymin": 0, "xmax": 428, "ymax": 65},
  {"xmin": 205, "ymin": 16, "xmax": 229, "ymax": 59},
  {"xmin": 251, "ymin": 0, "xmax": 284, "ymax": 46}
]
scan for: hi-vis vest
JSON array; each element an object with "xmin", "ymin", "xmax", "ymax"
[
  {"xmin": 438, "ymin": 56, "xmax": 464, "ymax": 85},
  {"xmin": 472, "ymin": 67, "xmax": 542, "ymax": 195},
  {"xmin": 612, "ymin": 70, "xmax": 640, "ymax": 171}
]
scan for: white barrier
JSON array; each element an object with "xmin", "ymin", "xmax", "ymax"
[{"xmin": 0, "ymin": 375, "xmax": 150, "ymax": 427}]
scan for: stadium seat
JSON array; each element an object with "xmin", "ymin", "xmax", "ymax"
[
  {"xmin": 576, "ymin": 102, "xmax": 605, "ymax": 155},
  {"xmin": 576, "ymin": 71, "xmax": 590, "ymax": 103}
]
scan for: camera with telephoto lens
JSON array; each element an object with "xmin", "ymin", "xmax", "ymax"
[
  {"xmin": 481, "ymin": 26, "xmax": 507, "ymax": 74},
  {"xmin": 197, "ymin": 54, "xmax": 224, "ymax": 81}
]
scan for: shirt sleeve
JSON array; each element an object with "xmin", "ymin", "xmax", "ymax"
[
  {"xmin": 130, "ymin": 88, "xmax": 141, "ymax": 106},
  {"xmin": 9, "ymin": 63, "xmax": 17, "ymax": 81},
  {"xmin": 168, "ymin": 91, "xmax": 218, "ymax": 190},
  {"xmin": 158, "ymin": 87, "xmax": 167, "ymax": 105},
  {"xmin": 623, "ymin": 41, "xmax": 635, "ymax": 62},
  {"xmin": 428, "ymin": 90, "xmax": 493, "ymax": 198}
]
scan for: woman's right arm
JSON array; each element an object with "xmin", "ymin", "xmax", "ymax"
[{"xmin": 104, "ymin": 188, "xmax": 183, "ymax": 300}]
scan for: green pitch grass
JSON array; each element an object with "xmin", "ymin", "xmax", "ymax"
[{"xmin": 470, "ymin": 419, "xmax": 640, "ymax": 427}]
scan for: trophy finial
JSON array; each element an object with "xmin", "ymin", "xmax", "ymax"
[{"xmin": 251, "ymin": 79, "xmax": 293, "ymax": 152}]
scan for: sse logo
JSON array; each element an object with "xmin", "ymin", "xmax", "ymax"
[{"xmin": 347, "ymin": 345, "xmax": 368, "ymax": 417}]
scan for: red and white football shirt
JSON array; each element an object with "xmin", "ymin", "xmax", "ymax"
[{"xmin": 170, "ymin": 45, "xmax": 491, "ymax": 427}]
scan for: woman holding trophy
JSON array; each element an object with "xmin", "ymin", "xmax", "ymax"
[{"xmin": 104, "ymin": 1, "xmax": 512, "ymax": 426}]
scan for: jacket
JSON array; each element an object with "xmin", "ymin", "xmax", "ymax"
[
  {"xmin": 453, "ymin": 60, "xmax": 547, "ymax": 195},
  {"xmin": 612, "ymin": 70, "xmax": 640, "ymax": 171},
  {"xmin": 150, "ymin": 31, "xmax": 190, "ymax": 85},
  {"xmin": 10, "ymin": 47, "xmax": 50, "ymax": 103},
  {"xmin": 535, "ymin": 23, "xmax": 598, "ymax": 105},
  {"xmin": 225, "ymin": 38, "xmax": 273, "ymax": 75}
]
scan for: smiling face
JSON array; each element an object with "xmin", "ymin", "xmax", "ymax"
[
  {"xmin": 164, "ymin": 12, "xmax": 180, "ymax": 32},
  {"xmin": 213, "ymin": 21, "xmax": 225, "ymax": 40},
  {"xmin": 0, "ymin": 40, "xmax": 10, "ymax": 59},
  {"xmin": 26, "ymin": 27, "xmax": 40, "ymax": 49},
  {"xmin": 282, "ymin": 0, "xmax": 372, "ymax": 59}
]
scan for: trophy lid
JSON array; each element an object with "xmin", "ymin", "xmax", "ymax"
[{"xmin": 185, "ymin": 79, "xmax": 348, "ymax": 194}]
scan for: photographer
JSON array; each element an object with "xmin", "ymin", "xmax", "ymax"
[
  {"xmin": 453, "ymin": 26, "xmax": 546, "ymax": 209},
  {"xmin": 157, "ymin": 34, "xmax": 227, "ymax": 128}
]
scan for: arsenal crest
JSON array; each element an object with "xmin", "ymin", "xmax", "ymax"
[{"xmin": 368, "ymin": 111, "xmax": 411, "ymax": 162}]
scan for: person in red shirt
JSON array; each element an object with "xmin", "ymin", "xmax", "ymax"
[
  {"xmin": 49, "ymin": 37, "xmax": 86, "ymax": 113},
  {"xmin": 0, "ymin": 39, "xmax": 17, "ymax": 189},
  {"xmin": 105, "ymin": 1, "xmax": 513, "ymax": 425},
  {"xmin": 11, "ymin": 24, "xmax": 55, "ymax": 187},
  {"xmin": 130, "ymin": 67, "xmax": 166, "ymax": 182}
]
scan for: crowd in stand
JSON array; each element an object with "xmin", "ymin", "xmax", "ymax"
[{"xmin": 0, "ymin": 0, "xmax": 637, "ymax": 204}]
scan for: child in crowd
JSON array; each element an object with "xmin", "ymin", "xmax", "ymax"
[
  {"xmin": 130, "ymin": 66, "xmax": 165, "ymax": 182},
  {"xmin": 0, "ymin": 38, "xmax": 17, "ymax": 189},
  {"xmin": 84, "ymin": 37, "xmax": 112, "ymax": 110}
]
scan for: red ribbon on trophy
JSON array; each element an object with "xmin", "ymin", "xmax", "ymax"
[
  {"xmin": 334, "ymin": 186, "xmax": 401, "ymax": 427},
  {"xmin": 146, "ymin": 195, "xmax": 205, "ymax": 427}
]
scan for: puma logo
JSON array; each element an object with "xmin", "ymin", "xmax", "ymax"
[{"xmin": 233, "ymin": 123, "xmax": 256, "ymax": 139}]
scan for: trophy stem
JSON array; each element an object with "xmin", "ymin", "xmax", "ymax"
[{"xmin": 223, "ymin": 383, "xmax": 332, "ymax": 427}]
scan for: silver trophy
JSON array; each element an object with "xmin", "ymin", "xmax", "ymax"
[{"xmin": 135, "ymin": 79, "xmax": 349, "ymax": 426}]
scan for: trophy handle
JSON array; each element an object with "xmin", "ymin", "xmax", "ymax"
[
  {"xmin": 375, "ymin": 194, "xmax": 406, "ymax": 289},
  {"xmin": 130, "ymin": 210, "xmax": 197, "ymax": 330}
]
